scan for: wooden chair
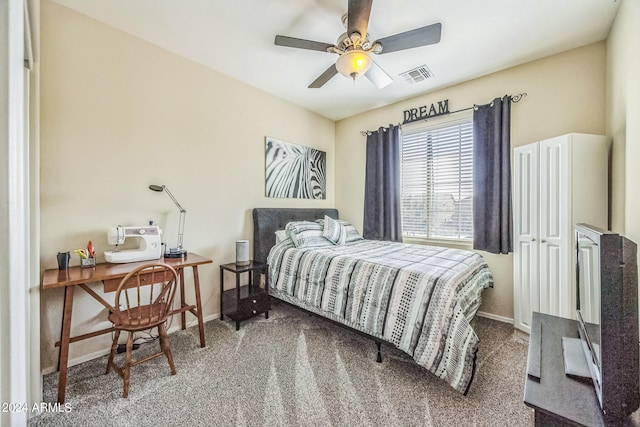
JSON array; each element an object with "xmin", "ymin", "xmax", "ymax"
[{"xmin": 106, "ymin": 263, "xmax": 179, "ymax": 398}]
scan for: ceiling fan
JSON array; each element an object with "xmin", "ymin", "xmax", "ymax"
[{"xmin": 274, "ymin": 0, "xmax": 442, "ymax": 89}]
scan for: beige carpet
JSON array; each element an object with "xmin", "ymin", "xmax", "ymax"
[{"xmin": 31, "ymin": 303, "xmax": 533, "ymax": 426}]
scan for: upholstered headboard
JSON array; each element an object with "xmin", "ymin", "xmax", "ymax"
[{"xmin": 252, "ymin": 208, "xmax": 339, "ymax": 264}]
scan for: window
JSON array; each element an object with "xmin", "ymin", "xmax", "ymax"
[{"xmin": 400, "ymin": 117, "xmax": 473, "ymax": 241}]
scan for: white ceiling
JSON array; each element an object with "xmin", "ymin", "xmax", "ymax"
[{"xmin": 50, "ymin": 0, "xmax": 621, "ymax": 121}]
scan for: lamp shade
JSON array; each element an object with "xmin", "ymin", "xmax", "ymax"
[
  {"xmin": 236, "ymin": 240, "xmax": 250, "ymax": 266},
  {"xmin": 335, "ymin": 49, "xmax": 372, "ymax": 79}
]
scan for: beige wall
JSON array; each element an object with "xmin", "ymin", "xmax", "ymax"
[
  {"xmin": 607, "ymin": 0, "xmax": 640, "ymax": 242},
  {"xmin": 39, "ymin": 1, "xmax": 335, "ymax": 371},
  {"xmin": 607, "ymin": 0, "xmax": 640, "ymax": 334},
  {"xmin": 39, "ymin": 0, "xmax": 625, "ymax": 372},
  {"xmin": 335, "ymin": 43, "xmax": 607, "ymax": 320}
]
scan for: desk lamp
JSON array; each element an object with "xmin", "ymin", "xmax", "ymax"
[{"xmin": 149, "ymin": 184, "xmax": 187, "ymax": 258}]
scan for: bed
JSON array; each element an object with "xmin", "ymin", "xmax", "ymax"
[{"xmin": 252, "ymin": 208, "xmax": 493, "ymax": 394}]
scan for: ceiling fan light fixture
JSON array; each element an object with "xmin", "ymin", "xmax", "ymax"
[
  {"xmin": 274, "ymin": 1, "xmax": 443, "ymax": 89},
  {"xmin": 335, "ymin": 49, "xmax": 372, "ymax": 80}
]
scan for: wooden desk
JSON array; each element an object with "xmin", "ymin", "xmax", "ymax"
[{"xmin": 42, "ymin": 253, "xmax": 212, "ymax": 403}]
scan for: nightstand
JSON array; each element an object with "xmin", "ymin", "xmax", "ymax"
[{"xmin": 219, "ymin": 261, "xmax": 270, "ymax": 330}]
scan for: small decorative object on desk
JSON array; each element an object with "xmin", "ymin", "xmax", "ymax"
[
  {"xmin": 57, "ymin": 252, "xmax": 70, "ymax": 270},
  {"xmin": 76, "ymin": 240, "xmax": 96, "ymax": 268},
  {"xmin": 236, "ymin": 240, "xmax": 250, "ymax": 266}
]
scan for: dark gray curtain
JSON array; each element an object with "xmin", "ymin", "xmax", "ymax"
[
  {"xmin": 363, "ymin": 125, "xmax": 402, "ymax": 242},
  {"xmin": 472, "ymin": 97, "xmax": 512, "ymax": 254}
]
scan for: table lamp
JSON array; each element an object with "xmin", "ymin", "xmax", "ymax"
[{"xmin": 149, "ymin": 184, "xmax": 187, "ymax": 258}]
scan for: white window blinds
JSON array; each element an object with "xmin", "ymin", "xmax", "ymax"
[{"xmin": 400, "ymin": 117, "xmax": 474, "ymax": 241}]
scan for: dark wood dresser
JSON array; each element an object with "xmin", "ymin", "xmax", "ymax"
[{"xmin": 524, "ymin": 312, "xmax": 640, "ymax": 426}]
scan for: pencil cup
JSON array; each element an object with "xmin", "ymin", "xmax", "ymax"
[{"xmin": 80, "ymin": 258, "xmax": 96, "ymax": 268}]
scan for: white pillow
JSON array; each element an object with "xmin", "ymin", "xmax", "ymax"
[{"xmin": 275, "ymin": 229, "xmax": 288, "ymax": 244}]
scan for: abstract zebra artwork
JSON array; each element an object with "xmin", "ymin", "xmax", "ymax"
[{"xmin": 265, "ymin": 137, "xmax": 326, "ymax": 199}]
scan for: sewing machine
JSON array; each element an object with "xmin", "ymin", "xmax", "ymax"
[{"xmin": 104, "ymin": 225, "xmax": 163, "ymax": 263}]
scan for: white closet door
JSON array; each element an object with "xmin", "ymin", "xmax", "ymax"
[
  {"xmin": 538, "ymin": 136, "xmax": 571, "ymax": 319},
  {"xmin": 513, "ymin": 143, "xmax": 539, "ymax": 332}
]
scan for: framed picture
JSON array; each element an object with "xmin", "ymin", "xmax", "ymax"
[{"xmin": 265, "ymin": 137, "xmax": 326, "ymax": 199}]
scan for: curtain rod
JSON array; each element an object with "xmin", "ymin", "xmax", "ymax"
[{"xmin": 359, "ymin": 92, "xmax": 527, "ymax": 136}]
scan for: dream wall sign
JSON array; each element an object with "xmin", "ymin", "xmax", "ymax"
[
  {"xmin": 265, "ymin": 137, "xmax": 326, "ymax": 199},
  {"xmin": 402, "ymin": 99, "xmax": 450, "ymax": 124}
]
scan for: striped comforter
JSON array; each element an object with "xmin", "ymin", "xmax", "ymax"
[{"xmin": 267, "ymin": 239, "xmax": 493, "ymax": 393}]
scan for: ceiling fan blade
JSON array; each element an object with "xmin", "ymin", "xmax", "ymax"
[
  {"xmin": 376, "ymin": 22, "xmax": 442, "ymax": 54},
  {"xmin": 347, "ymin": 0, "xmax": 373, "ymax": 38},
  {"xmin": 365, "ymin": 60, "xmax": 393, "ymax": 89},
  {"xmin": 274, "ymin": 35, "xmax": 334, "ymax": 52},
  {"xmin": 309, "ymin": 64, "xmax": 338, "ymax": 88}
]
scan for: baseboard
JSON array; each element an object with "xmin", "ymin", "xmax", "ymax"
[
  {"xmin": 41, "ymin": 312, "xmax": 221, "ymax": 375},
  {"xmin": 513, "ymin": 328, "xmax": 530, "ymax": 343},
  {"xmin": 476, "ymin": 310, "xmax": 514, "ymax": 324}
]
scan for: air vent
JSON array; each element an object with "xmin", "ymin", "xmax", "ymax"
[{"xmin": 400, "ymin": 65, "xmax": 434, "ymax": 84}]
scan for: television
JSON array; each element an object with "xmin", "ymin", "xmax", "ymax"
[{"xmin": 567, "ymin": 223, "xmax": 639, "ymax": 419}]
